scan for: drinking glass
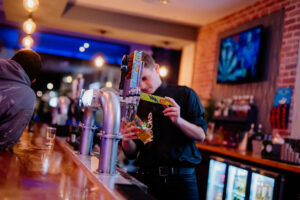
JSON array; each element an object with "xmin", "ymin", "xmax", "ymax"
[
  {"xmin": 46, "ymin": 127, "xmax": 56, "ymax": 146},
  {"xmin": 137, "ymin": 127, "xmax": 153, "ymax": 144}
]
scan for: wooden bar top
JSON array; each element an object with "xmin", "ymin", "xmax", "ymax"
[
  {"xmin": 0, "ymin": 129, "xmax": 118, "ymax": 200},
  {"xmin": 196, "ymin": 143, "xmax": 300, "ymax": 174}
]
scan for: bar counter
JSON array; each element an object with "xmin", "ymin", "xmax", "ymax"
[
  {"xmin": 0, "ymin": 130, "xmax": 121, "ymax": 199},
  {"xmin": 196, "ymin": 143, "xmax": 300, "ymax": 173}
]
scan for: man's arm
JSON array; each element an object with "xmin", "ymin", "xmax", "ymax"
[{"xmin": 163, "ymin": 97, "xmax": 206, "ymax": 142}]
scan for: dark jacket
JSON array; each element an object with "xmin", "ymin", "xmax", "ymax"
[
  {"xmin": 134, "ymin": 82, "xmax": 207, "ymax": 168},
  {"xmin": 0, "ymin": 59, "xmax": 35, "ymax": 149}
]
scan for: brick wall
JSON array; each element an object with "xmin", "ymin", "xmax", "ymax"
[{"xmin": 193, "ymin": 0, "xmax": 300, "ymax": 136}]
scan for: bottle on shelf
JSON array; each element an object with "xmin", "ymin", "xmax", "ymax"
[
  {"xmin": 247, "ymin": 123, "xmax": 255, "ymax": 151},
  {"xmin": 254, "ymin": 124, "xmax": 264, "ymax": 141},
  {"xmin": 252, "ymin": 124, "xmax": 264, "ymax": 155},
  {"xmin": 67, "ymin": 125, "xmax": 79, "ymax": 150}
]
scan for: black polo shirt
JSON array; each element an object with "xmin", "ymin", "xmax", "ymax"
[{"xmin": 133, "ymin": 82, "xmax": 207, "ymax": 168}]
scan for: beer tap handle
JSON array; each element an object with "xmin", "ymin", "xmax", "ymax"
[
  {"xmin": 119, "ymin": 55, "xmax": 128, "ymax": 98},
  {"xmin": 137, "ymin": 61, "xmax": 144, "ymax": 94}
]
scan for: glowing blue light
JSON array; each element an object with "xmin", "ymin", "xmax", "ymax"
[{"xmin": 0, "ymin": 27, "xmax": 129, "ymax": 65}]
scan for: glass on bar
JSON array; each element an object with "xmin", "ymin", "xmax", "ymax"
[
  {"xmin": 46, "ymin": 127, "xmax": 56, "ymax": 146},
  {"xmin": 136, "ymin": 127, "xmax": 153, "ymax": 143}
]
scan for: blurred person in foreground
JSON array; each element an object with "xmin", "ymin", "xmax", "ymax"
[
  {"xmin": 0, "ymin": 49, "xmax": 42, "ymax": 150},
  {"xmin": 121, "ymin": 52, "xmax": 207, "ymax": 200}
]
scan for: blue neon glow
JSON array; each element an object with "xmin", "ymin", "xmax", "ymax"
[
  {"xmin": 0, "ymin": 26, "xmax": 129, "ymax": 65},
  {"xmin": 0, "ymin": 27, "xmax": 19, "ymax": 49}
]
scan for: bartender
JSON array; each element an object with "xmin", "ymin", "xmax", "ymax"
[{"xmin": 120, "ymin": 51, "xmax": 207, "ymax": 200}]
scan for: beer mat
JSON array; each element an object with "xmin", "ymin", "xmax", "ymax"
[{"xmin": 140, "ymin": 93, "xmax": 173, "ymax": 106}]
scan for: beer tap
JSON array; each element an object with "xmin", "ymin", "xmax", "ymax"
[
  {"xmin": 79, "ymin": 89, "xmax": 99, "ymax": 155},
  {"xmin": 48, "ymin": 96, "xmax": 70, "ymax": 126},
  {"xmin": 119, "ymin": 55, "xmax": 128, "ymax": 100},
  {"xmin": 80, "ymin": 88, "xmax": 122, "ymax": 174},
  {"xmin": 71, "ymin": 74, "xmax": 85, "ymax": 126},
  {"xmin": 120, "ymin": 51, "xmax": 144, "ymax": 121},
  {"xmin": 56, "ymin": 96, "xmax": 70, "ymax": 125}
]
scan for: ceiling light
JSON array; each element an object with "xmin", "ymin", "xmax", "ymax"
[
  {"xmin": 159, "ymin": 0, "xmax": 169, "ymax": 5},
  {"xmin": 49, "ymin": 97, "xmax": 58, "ymax": 107},
  {"xmin": 66, "ymin": 76, "xmax": 72, "ymax": 83},
  {"xmin": 47, "ymin": 83, "xmax": 54, "ymax": 90},
  {"xmin": 63, "ymin": 75, "xmax": 72, "ymax": 83},
  {"xmin": 22, "ymin": 35, "xmax": 34, "ymax": 49},
  {"xmin": 49, "ymin": 91, "xmax": 56, "ymax": 98},
  {"xmin": 106, "ymin": 81, "xmax": 112, "ymax": 88},
  {"xmin": 84, "ymin": 43, "xmax": 90, "ymax": 48},
  {"xmin": 95, "ymin": 56, "xmax": 104, "ymax": 68},
  {"xmin": 159, "ymin": 66, "xmax": 168, "ymax": 77},
  {"xmin": 23, "ymin": 0, "xmax": 39, "ymax": 13},
  {"xmin": 36, "ymin": 90, "xmax": 42, "ymax": 97},
  {"xmin": 79, "ymin": 47, "xmax": 85, "ymax": 52},
  {"xmin": 23, "ymin": 18, "xmax": 36, "ymax": 34}
]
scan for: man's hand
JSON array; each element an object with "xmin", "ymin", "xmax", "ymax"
[
  {"xmin": 120, "ymin": 119, "xmax": 139, "ymax": 141},
  {"xmin": 162, "ymin": 96, "xmax": 206, "ymax": 141},
  {"xmin": 120, "ymin": 119, "xmax": 139, "ymax": 156},
  {"xmin": 162, "ymin": 97, "xmax": 181, "ymax": 125}
]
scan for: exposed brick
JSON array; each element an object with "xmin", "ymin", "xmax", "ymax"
[
  {"xmin": 281, "ymin": 46, "xmax": 292, "ymax": 52},
  {"xmin": 284, "ymin": 18, "xmax": 296, "ymax": 26},
  {"xmin": 193, "ymin": 0, "xmax": 300, "ymax": 137},
  {"xmin": 287, "ymin": 24, "xmax": 300, "ymax": 31},
  {"xmin": 280, "ymin": 71, "xmax": 290, "ymax": 76},
  {"xmin": 285, "ymin": 5, "xmax": 296, "ymax": 12},
  {"xmin": 291, "ymin": 70, "xmax": 297, "ymax": 76},
  {"xmin": 287, "ymin": 8, "xmax": 300, "ymax": 17},
  {"xmin": 282, "ymin": 77, "xmax": 295, "ymax": 83},
  {"xmin": 269, "ymin": 4, "xmax": 283, "ymax": 14},
  {"xmin": 282, "ymin": 32, "xmax": 293, "ymax": 39},
  {"xmin": 287, "ymin": 51, "xmax": 298, "ymax": 57},
  {"xmin": 292, "ymin": 43, "xmax": 299, "ymax": 49}
]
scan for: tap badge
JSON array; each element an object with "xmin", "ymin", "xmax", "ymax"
[{"xmin": 130, "ymin": 51, "xmax": 143, "ymax": 89}]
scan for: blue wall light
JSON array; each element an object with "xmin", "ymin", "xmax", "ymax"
[{"xmin": 0, "ymin": 26, "xmax": 129, "ymax": 65}]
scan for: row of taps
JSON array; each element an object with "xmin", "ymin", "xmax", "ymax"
[{"xmin": 48, "ymin": 51, "xmax": 144, "ymax": 175}]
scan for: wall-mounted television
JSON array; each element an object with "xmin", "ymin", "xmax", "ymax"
[{"xmin": 217, "ymin": 26, "xmax": 262, "ymax": 83}]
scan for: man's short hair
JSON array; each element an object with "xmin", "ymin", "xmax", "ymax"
[
  {"xmin": 128, "ymin": 51, "xmax": 156, "ymax": 69},
  {"xmin": 11, "ymin": 49, "xmax": 42, "ymax": 81}
]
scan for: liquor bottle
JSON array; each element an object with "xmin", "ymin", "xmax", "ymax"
[
  {"xmin": 254, "ymin": 124, "xmax": 264, "ymax": 141},
  {"xmin": 247, "ymin": 123, "xmax": 255, "ymax": 151},
  {"xmin": 68, "ymin": 125, "xmax": 79, "ymax": 150},
  {"xmin": 252, "ymin": 124, "xmax": 264, "ymax": 155}
]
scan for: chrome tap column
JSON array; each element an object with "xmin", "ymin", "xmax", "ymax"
[
  {"xmin": 79, "ymin": 89, "xmax": 99, "ymax": 155},
  {"xmin": 80, "ymin": 88, "xmax": 122, "ymax": 174},
  {"xmin": 79, "ymin": 107, "xmax": 96, "ymax": 155},
  {"xmin": 98, "ymin": 88, "xmax": 122, "ymax": 174}
]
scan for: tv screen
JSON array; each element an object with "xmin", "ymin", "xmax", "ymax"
[{"xmin": 217, "ymin": 26, "xmax": 262, "ymax": 83}]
